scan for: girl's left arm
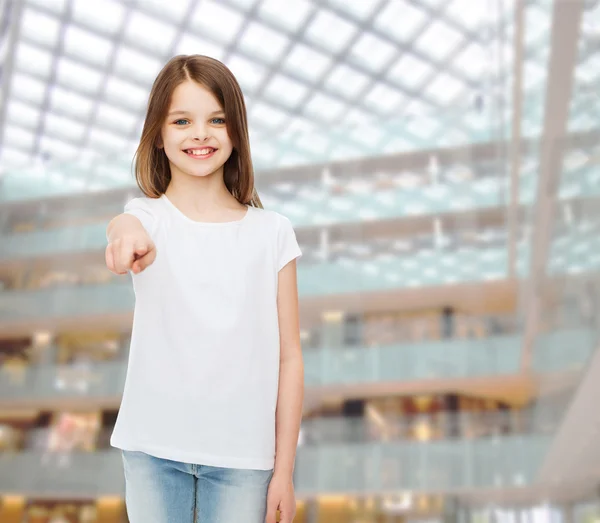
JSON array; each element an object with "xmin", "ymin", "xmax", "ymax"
[
  {"xmin": 266, "ymin": 259, "xmax": 303, "ymax": 523},
  {"xmin": 274, "ymin": 259, "xmax": 304, "ymax": 478}
]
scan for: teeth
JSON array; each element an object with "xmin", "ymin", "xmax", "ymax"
[{"xmin": 189, "ymin": 148, "xmax": 213, "ymax": 156}]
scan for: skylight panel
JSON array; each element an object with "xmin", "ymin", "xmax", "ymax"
[
  {"xmin": 71, "ymin": 0, "xmax": 126, "ymax": 35},
  {"xmin": 191, "ymin": 1, "xmax": 245, "ymax": 44},
  {"xmin": 175, "ymin": 35, "xmax": 225, "ymax": 60},
  {"xmin": 305, "ymin": 10, "xmax": 358, "ymax": 53},
  {"xmin": 349, "ymin": 124, "xmax": 385, "ymax": 148},
  {"xmin": 44, "ymin": 113, "xmax": 87, "ymax": 142},
  {"xmin": 294, "ymin": 131, "xmax": 331, "ymax": 156},
  {"xmin": 374, "ymin": 1, "xmax": 427, "ymax": 42},
  {"xmin": 104, "ymin": 77, "xmax": 148, "ymax": 113},
  {"xmin": 569, "ymin": 113, "xmax": 596, "ymax": 133},
  {"xmin": 56, "ymin": 57, "xmax": 104, "ymax": 95},
  {"xmin": 525, "ymin": 6, "xmax": 551, "ymax": 45},
  {"xmin": 88, "ymin": 128, "xmax": 128, "ymax": 151},
  {"xmin": 278, "ymin": 116, "xmax": 315, "ymax": 140},
  {"xmin": 582, "ymin": 4, "xmax": 599, "ymax": 38},
  {"xmin": 444, "ymin": 0, "xmax": 489, "ymax": 30},
  {"xmin": 250, "ymin": 139, "xmax": 279, "ymax": 164},
  {"xmin": 330, "ymin": 143, "xmax": 366, "ymax": 161},
  {"xmin": 364, "ymin": 84, "xmax": 407, "ymax": 113},
  {"xmin": 15, "ymin": 42, "xmax": 53, "ymax": 79},
  {"xmin": 324, "ymin": 64, "xmax": 371, "ymax": 98},
  {"xmin": 417, "ymin": 21, "xmax": 464, "ymax": 61},
  {"xmin": 264, "ymin": 75, "xmax": 309, "ymax": 108},
  {"xmin": 96, "ymin": 103, "xmax": 138, "ymax": 135},
  {"xmin": 438, "ymin": 128, "xmax": 469, "ymax": 147},
  {"xmin": 406, "ymin": 115, "xmax": 440, "ymax": 140},
  {"xmin": 304, "ymin": 93, "xmax": 346, "ymax": 122},
  {"xmin": 10, "ymin": 73, "xmax": 46, "ymax": 106},
  {"xmin": 6, "ymin": 99, "xmax": 41, "ymax": 129},
  {"xmin": 383, "ymin": 136, "xmax": 417, "ymax": 154},
  {"xmin": 21, "ymin": 8, "xmax": 61, "ymax": 48},
  {"xmin": 48, "ymin": 87, "xmax": 94, "ymax": 120},
  {"xmin": 425, "ymin": 74, "xmax": 464, "ymax": 104},
  {"xmin": 523, "ymin": 63, "xmax": 546, "ymax": 89},
  {"xmin": 250, "ymin": 102, "xmax": 289, "ymax": 130},
  {"xmin": 343, "ymin": 107, "xmax": 374, "ymax": 126},
  {"xmin": 63, "ymin": 26, "xmax": 114, "ymax": 68},
  {"xmin": 419, "ymin": 0, "xmax": 451, "ymax": 9},
  {"xmin": 387, "ymin": 55, "xmax": 435, "ymax": 89},
  {"xmin": 452, "ymin": 43, "xmax": 486, "ymax": 81},
  {"xmin": 576, "ymin": 55, "xmax": 600, "ymax": 84},
  {"xmin": 114, "ymin": 46, "xmax": 163, "ymax": 84},
  {"xmin": 238, "ymin": 21, "xmax": 289, "ymax": 64},
  {"xmin": 282, "ymin": 44, "xmax": 332, "ymax": 82},
  {"xmin": 259, "ymin": 0, "xmax": 313, "ymax": 32},
  {"xmin": 227, "ymin": 54, "xmax": 268, "ymax": 92},
  {"xmin": 349, "ymin": 32, "xmax": 398, "ymax": 73},
  {"xmin": 40, "ymin": 136, "xmax": 79, "ymax": 159},
  {"xmin": 1, "ymin": 147, "xmax": 32, "ymax": 166},
  {"xmin": 27, "ymin": 0, "xmax": 67, "ymax": 15},
  {"xmin": 326, "ymin": 0, "xmax": 379, "ymax": 21},
  {"xmin": 3, "ymin": 126, "xmax": 36, "ymax": 152},
  {"xmin": 125, "ymin": 11, "xmax": 177, "ymax": 55},
  {"xmin": 140, "ymin": 0, "xmax": 193, "ymax": 24}
]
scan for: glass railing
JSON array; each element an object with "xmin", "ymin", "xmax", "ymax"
[
  {"xmin": 299, "ymin": 409, "xmax": 558, "ymax": 445},
  {"xmin": 2, "ymin": 164, "xmax": 600, "ymax": 244},
  {"xmin": 16, "ymin": 409, "xmax": 553, "ymax": 455},
  {"xmin": 2, "ymin": 220, "xmax": 600, "ymax": 293},
  {"xmin": 1, "ymin": 323, "xmax": 595, "ymax": 404},
  {"xmin": 0, "ymin": 339, "xmax": 518, "ymax": 403},
  {"xmin": 0, "ymin": 359, "xmax": 127, "ymax": 402},
  {"xmin": 0, "ymin": 283, "xmax": 134, "ymax": 321},
  {"xmin": 0, "ymin": 223, "xmax": 108, "ymax": 259},
  {"xmin": 295, "ymin": 435, "xmax": 550, "ymax": 493},
  {"xmin": 0, "ymin": 434, "xmax": 551, "ymax": 496},
  {"xmin": 303, "ymin": 335, "xmax": 522, "ymax": 385},
  {"xmin": 0, "ymin": 256, "xmax": 513, "ymax": 320},
  {"xmin": 0, "ymin": 450, "xmax": 125, "ymax": 497}
]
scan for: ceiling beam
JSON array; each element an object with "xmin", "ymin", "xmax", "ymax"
[
  {"xmin": 507, "ymin": 0, "xmax": 526, "ymax": 279},
  {"xmin": 520, "ymin": 0, "xmax": 585, "ymax": 371}
]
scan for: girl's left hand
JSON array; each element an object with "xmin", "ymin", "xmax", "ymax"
[{"xmin": 265, "ymin": 473, "xmax": 296, "ymax": 523}]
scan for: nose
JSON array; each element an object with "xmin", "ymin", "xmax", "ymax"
[{"xmin": 192, "ymin": 123, "xmax": 210, "ymax": 142}]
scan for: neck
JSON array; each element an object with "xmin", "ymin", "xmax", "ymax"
[{"xmin": 165, "ymin": 166, "xmax": 240, "ymax": 211}]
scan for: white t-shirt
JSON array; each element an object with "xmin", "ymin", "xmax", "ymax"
[{"xmin": 109, "ymin": 194, "xmax": 302, "ymax": 470}]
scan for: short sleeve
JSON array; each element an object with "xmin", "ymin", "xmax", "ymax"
[
  {"xmin": 123, "ymin": 197, "xmax": 156, "ymax": 237},
  {"xmin": 277, "ymin": 214, "xmax": 302, "ymax": 272}
]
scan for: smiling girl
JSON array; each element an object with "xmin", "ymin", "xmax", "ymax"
[{"xmin": 105, "ymin": 55, "xmax": 303, "ymax": 523}]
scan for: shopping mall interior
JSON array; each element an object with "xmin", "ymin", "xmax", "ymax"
[{"xmin": 0, "ymin": 0, "xmax": 599, "ymax": 521}]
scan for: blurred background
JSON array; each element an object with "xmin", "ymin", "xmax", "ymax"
[{"xmin": 0, "ymin": 0, "xmax": 599, "ymax": 521}]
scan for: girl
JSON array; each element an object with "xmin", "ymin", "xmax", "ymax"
[{"xmin": 105, "ymin": 55, "xmax": 303, "ymax": 523}]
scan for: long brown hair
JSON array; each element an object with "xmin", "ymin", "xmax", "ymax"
[{"xmin": 133, "ymin": 55, "xmax": 262, "ymax": 208}]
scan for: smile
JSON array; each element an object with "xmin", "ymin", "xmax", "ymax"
[{"xmin": 184, "ymin": 148, "xmax": 217, "ymax": 159}]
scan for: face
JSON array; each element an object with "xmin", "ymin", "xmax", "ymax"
[{"xmin": 160, "ymin": 80, "xmax": 234, "ymax": 180}]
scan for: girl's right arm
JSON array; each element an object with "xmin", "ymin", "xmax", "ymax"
[{"xmin": 105, "ymin": 214, "xmax": 156, "ymax": 275}]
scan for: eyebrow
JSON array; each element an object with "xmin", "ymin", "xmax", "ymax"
[{"xmin": 167, "ymin": 109, "xmax": 225, "ymax": 117}]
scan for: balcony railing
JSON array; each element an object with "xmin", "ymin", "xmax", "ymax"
[
  {"xmin": 0, "ymin": 323, "xmax": 594, "ymax": 404},
  {"xmin": 0, "ymin": 434, "xmax": 551, "ymax": 497}
]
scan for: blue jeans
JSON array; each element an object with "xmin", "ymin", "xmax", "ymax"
[{"xmin": 121, "ymin": 450, "xmax": 273, "ymax": 522}]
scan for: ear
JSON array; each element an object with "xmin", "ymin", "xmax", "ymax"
[{"xmin": 156, "ymin": 136, "xmax": 164, "ymax": 149}]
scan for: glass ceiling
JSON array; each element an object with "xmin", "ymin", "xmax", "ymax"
[
  {"xmin": 0, "ymin": 0, "xmax": 518, "ymax": 190},
  {"xmin": 0, "ymin": 0, "xmax": 596, "ymax": 198}
]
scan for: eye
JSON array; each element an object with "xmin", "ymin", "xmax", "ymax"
[
  {"xmin": 211, "ymin": 117, "xmax": 225, "ymax": 125},
  {"xmin": 174, "ymin": 119, "xmax": 189, "ymax": 125}
]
